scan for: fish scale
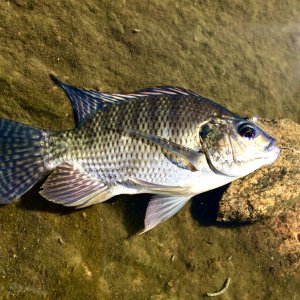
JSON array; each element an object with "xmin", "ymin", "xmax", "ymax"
[
  {"xmin": 55, "ymin": 96, "xmax": 210, "ymax": 186},
  {"xmin": 0, "ymin": 76, "xmax": 280, "ymax": 232}
]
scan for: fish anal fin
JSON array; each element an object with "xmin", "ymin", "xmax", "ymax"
[
  {"xmin": 40, "ymin": 163, "xmax": 110, "ymax": 208},
  {"xmin": 140, "ymin": 194, "xmax": 190, "ymax": 234}
]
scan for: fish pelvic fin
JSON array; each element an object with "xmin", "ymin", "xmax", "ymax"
[
  {"xmin": 40, "ymin": 163, "xmax": 112, "ymax": 208},
  {"xmin": 0, "ymin": 119, "xmax": 50, "ymax": 204},
  {"xmin": 140, "ymin": 194, "xmax": 191, "ymax": 234}
]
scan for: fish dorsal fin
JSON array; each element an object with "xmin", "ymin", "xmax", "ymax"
[
  {"xmin": 40, "ymin": 162, "xmax": 111, "ymax": 208},
  {"xmin": 141, "ymin": 195, "xmax": 190, "ymax": 233},
  {"xmin": 51, "ymin": 75, "xmax": 114, "ymax": 126},
  {"xmin": 123, "ymin": 86, "xmax": 199, "ymax": 97},
  {"xmin": 51, "ymin": 75, "xmax": 199, "ymax": 127}
]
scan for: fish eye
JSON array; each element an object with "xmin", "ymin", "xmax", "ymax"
[
  {"xmin": 199, "ymin": 124, "xmax": 211, "ymax": 139},
  {"xmin": 237, "ymin": 123, "xmax": 256, "ymax": 140}
]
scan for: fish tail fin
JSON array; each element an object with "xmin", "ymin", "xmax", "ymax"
[{"xmin": 0, "ymin": 119, "xmax": 51, "ymax": 204}]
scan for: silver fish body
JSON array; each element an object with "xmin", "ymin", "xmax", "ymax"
[
  {"xmin": 55, "ymin": 96, "xmax": 228, "ymax": 186},
  {"xmin": 0, "ymin": 79, "xmax": 280, "ymax": 232}
]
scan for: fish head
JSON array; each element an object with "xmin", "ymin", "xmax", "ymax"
[{"xmin": 199, "ymin": 116, "xmax": 280, "ymax": 177}]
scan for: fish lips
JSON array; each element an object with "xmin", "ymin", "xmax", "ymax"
[
  {"xmin": 264, "ymin": 138, "xmax": 281, "ymax": 163},
  {"xmin": 265, "ymin": 138, "xmax": 277, "ymax": 152}
]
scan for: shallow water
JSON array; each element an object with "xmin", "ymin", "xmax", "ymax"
[{"xmin": 0, "ymin": 1, "xmax": 299, "ymax": 299}]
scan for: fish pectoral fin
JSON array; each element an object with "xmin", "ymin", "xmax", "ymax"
[
  {"xmin": 140, "ymin": 194, "xmax": 191, "ymax": 234},
  {"xmin": 40, "ymin": 163, "xmax": 111, "ymax": 208},
  {"xmin": 129, "ymin": 177, "xmax": 191, "ymax": 194},
  {"xmin": 125, "ymin": 130, "xmax": 203, "ymax": 171}
]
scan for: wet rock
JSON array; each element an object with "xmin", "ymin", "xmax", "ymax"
[{"xmin": 217, "ymin": 119, "xmax": 300, "ymax": 222}]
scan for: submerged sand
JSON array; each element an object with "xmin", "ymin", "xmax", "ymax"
[{"xmin": 0, "ymin": 1, "xmax": 299, "ymax": 299}]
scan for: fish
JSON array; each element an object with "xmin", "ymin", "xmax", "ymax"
[{"xmin": 0, "ymin": 76, "xmax": 280, "ymax": 232}]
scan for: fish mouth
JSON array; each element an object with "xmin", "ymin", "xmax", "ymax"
[
  {"xmin": 264, "ymin": 138, "xmax": 280, "ymax": 163},
  {"xmin": 265, "ymin": 138, "xmax": 277, "ymax": 152}
]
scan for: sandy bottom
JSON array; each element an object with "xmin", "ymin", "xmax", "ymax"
[{"xmin": 0, "ymin": 1, "xmax": 299, "ymax": 299}]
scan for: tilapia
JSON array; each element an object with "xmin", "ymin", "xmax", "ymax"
[{"xmin": 0, "ymin": 76, "xmax": 280, "ymax": 232}]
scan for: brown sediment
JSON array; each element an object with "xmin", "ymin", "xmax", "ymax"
[{"xmin": 248, "ymin": 202, "xmax": 300, "ymax": 277}]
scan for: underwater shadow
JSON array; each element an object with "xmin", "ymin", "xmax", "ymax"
[
  {"xmin": 190, "ymin": 185, "xmax": 228, "ymax": 226},
  {"xmin": 17, "ymin": 179, "xmax": 75, "ymax": 215},
  {"xmin": 112, "ymin": 194, "xmax": 151, "ymax": 236},
  {"xmin": 16, "ymin": 180, "xmax": 250, "ymax": 232},
  {"xmin": 191, "ymin": 184, "xmax": 250, "ymax": 228}
]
